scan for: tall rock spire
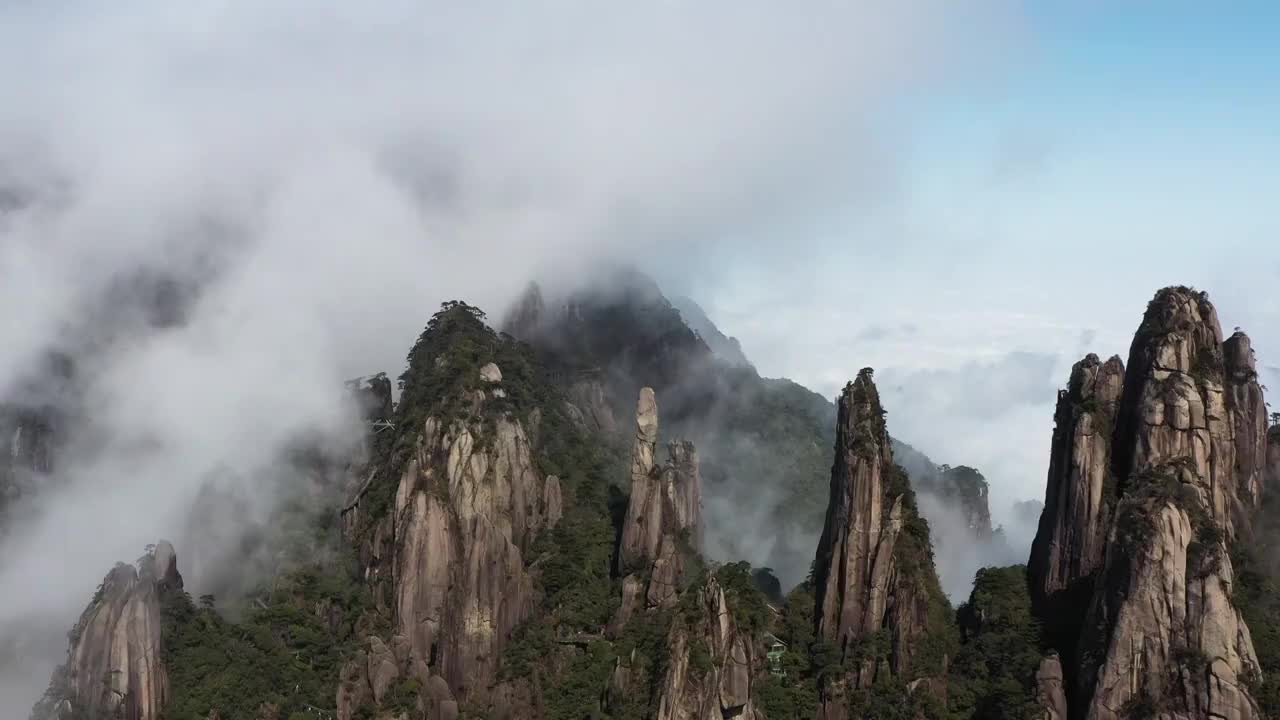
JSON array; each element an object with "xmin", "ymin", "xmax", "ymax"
[
  {"xmin": 617, "ymin": 387, "xmax": 663, "ymax": 572},
  {"xmin": 613, "ymin": 388, "xmax": 703, "ymax": 624},
  {"xmin": 1224, "ymin": 331, "xmax": 1268, "ymax": 519},
  {"xmin": 812, "ymin": 368, "xmax": 951, "ymax": 720},
  {"xmin": 814, "ymin": 370, "xmax": 897, "ymax": 654},
  {"xmin": 1028, "ymin": 353, "xmax": 1124, "ymax": 662}
]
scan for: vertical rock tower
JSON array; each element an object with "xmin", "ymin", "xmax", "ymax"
[
  {"xmin": 812, "ymin": 368, "xmax": 952, "ymax": 720},
  {"xmin": 615, "ymin": 387, "xmax": 703, "ymax": 624},
  {"xmin": 1028, "ymin": 353, "xmax": 1125, "ymax": 660}
]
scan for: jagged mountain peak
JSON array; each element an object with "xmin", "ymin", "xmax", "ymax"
[{"xmin": 1029, "ymin": 284, "xmax": 1270, "ymax": 720}]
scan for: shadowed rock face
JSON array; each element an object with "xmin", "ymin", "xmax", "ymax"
[
  {"xmin": 813, "ymin": 371, "xmax": 900, "ymax": 665},
  {"xmin": 1030, "ymin": 287, "xmax": 1268, "ymax": 720},
  {"xmin": 1268, "ymin": 426, "xmax": 1280, "ymax": 490},
  {"xmin": 653, "ymin": 575, "xmax": 762, "ymax": 720},
  {"xmin": 812, "ymin": 369, "xmax": 949, "ymax": 720},
  {"xmin": 340, "ymin": 364, "xmax": 561, "ymax": 716},
  {"xmin": 36, "ymin": 541, "xmax": 182, "ymax": 720},
  {"xmin": 1028, "ymin": 353, "xmax": 1125, "ymax": 665}
]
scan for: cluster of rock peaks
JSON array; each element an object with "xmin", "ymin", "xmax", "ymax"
[
  {"xmin": 35, "ymin": 283, "xmax": 1279, "ymax": 720},
  {"xmin": 1030, "ymin": 286, "xmax": 1269, "ymax": 720},
  {"xmin": 607, "ymin": 387, "xmax": 767, "ymax": 719}
]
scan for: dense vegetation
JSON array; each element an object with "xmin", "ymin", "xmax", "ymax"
[
  {"xmin": 947, "ymin": 566, "xmax": 1043, "ymax": 720},
  {"xmin": 755, "ymin": 582, "xmax": 820, "ymax": 719},
  {"xmin": 160, "ymin": 556, "xmax": 372, "ymax": 720},
  {"xmin": 159, "ymin": 486, "xmax": 375, "ymax": 719}
]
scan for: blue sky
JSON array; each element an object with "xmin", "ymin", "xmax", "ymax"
[{"xmin": 697, "ymin": 4, "xmax": 1280, "ymax": 537}]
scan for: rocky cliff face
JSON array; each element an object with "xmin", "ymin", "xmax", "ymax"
[
  {"xmin": 1029, "ymin": 287, "xmax": 1268, "ymax": 720},
  {"xmin": 1028, "ymin": 353, "xmax": 1125, "ymax": 659},
  {"xmin": 341, "ymin": 369, "xmax": 561, "ymax": 716},
  {"xmin": 614, "ymin": 387, "xmax": 703, "ymax": 625},
  {"xmin": 1224, "ymin": 331, "xmax": 1268, "ymax": 519},
  {"xmin": 812, "ymin": 369, "xmax": 951, "ymax": 719},
  {"xmin": 337, "ymin": 303, "xmax": 570, "ymax": 720},
  {"xmin": 33, "ymin": 542, "xmax": 182, "ymax": 720},
  {"xmin": 652, "ymin": 575, "xmax": 762, "ymax": 720},
  {"xmin": 1111, "ymin": 289, "xmax": 1265, "ymax": 539},
  {"xmin": 1077, "ymin": 462, "xmax": 1260, "ymax": 720}
]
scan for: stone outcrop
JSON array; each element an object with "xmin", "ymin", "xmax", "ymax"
[
  {"xmin": 1035, "ymin": 653, "xmax": 1069, "ymax": 720},
  {"xmin": 35, "ymin": 541, "xmax": 182, "ymax": 720},
  {"xmin": 1028, "ymin": 353, "xmax": 1125, "ymax": 660},
  {"xmin": 1029, "ymin": 287, "xmax": 1269, "ymax": 720},
  {"xmin": 652, "ymin": 575, "xmax": 762, "ymax": 720},
  {"xmin": 339, "ymin": 362, "xmax": 562, "ymax": 717},
  {"xmin": 1224, "ymin": 332, "xmax": 1268, "ymax": 519},
  {"xmin": 812, "ymin": 369, "xmax": 949, "ymax": 719},
  {"xmin": 613, "ymin": 388, "xmax": 703, "ymax": 626}
]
